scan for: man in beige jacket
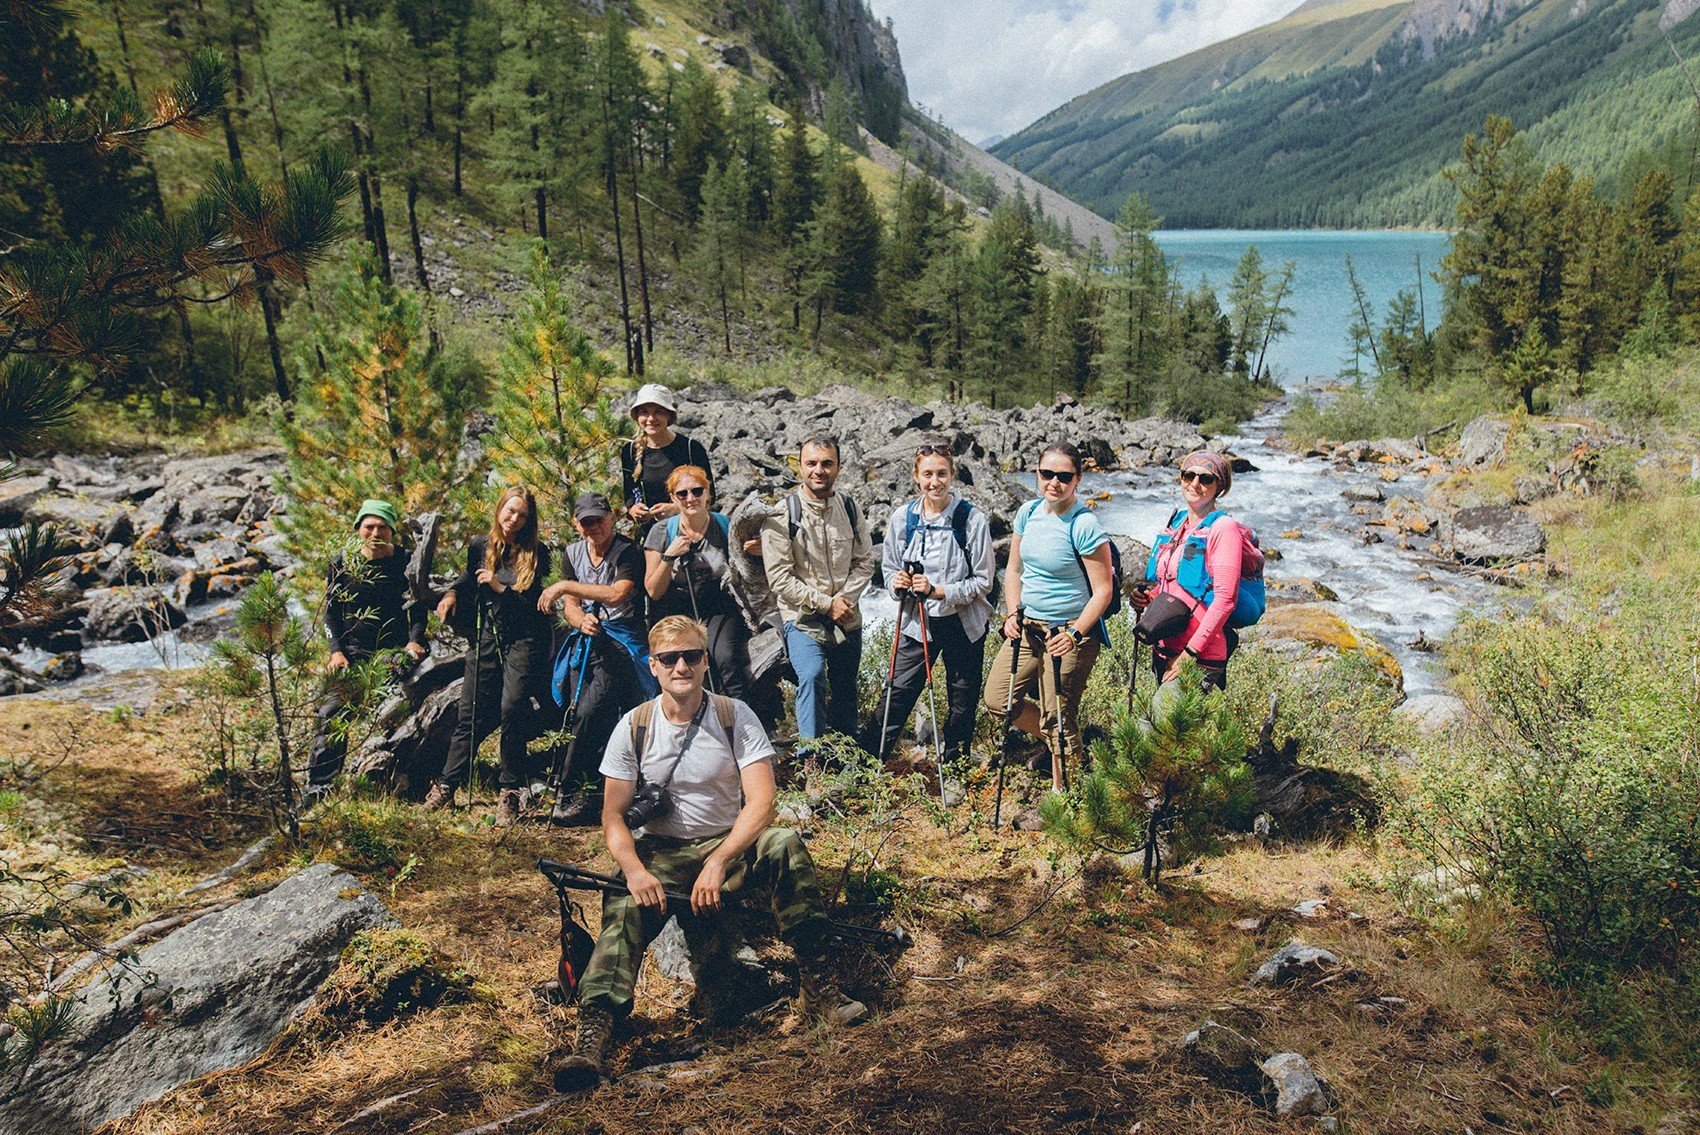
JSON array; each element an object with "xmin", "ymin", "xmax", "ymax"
[{"xmin": 760, "ymin": 435, "xmax": 875, "ymax": 746}]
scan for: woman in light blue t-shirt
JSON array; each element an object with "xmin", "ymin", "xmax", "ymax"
[{"xmin": 982, "ymin": 442, "xmax": 1115, "ymax": 792}]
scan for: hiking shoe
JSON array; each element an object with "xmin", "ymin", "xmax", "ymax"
[
  {"xmin": 796, "ymin": 959, "xmax": 868, "ymax": 1027},
  {"xmin": 495, "ymin": 788, "xmax": 522, "ymax": 827},
  {"xmin": 422, "ymin": 781, "xmax": 456, "ymax": 812},
  {"xmin": 551, "ymin": 789, "xmax": 602, "ymax": 827},
  {"xmin": 553, "ymin": 1002, "xmax": 615, "ymax": 1092}
]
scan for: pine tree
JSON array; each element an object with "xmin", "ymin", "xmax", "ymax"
[
  {"xmin": 277, "ymin": 249, "xmax": 472, "ymax": 571},
  {"xmin": 485, "ymin": 242, "xmax": 622, "ymax": 533},
  {"xmin": 801, "ymin": 162, "xmax": 881, "ymax": 335},
  {"xmin": 725, "ymin": 79, "xmax": 775, "ymax": 225},
  {"xmin": 1094, "ymin": 193, "xmax": 1168, "ymax": 415},
  {"xmin": 1041, "ymin": 665, "xmax": 1253, "ymax": 885},
  {"xmin": 1226, "ymin": 245, "xmax": 1268, "ymax": 378},
  {"xmin": 965, "ymin": 196, "xmax": 1040, "ymax": 401},
  {"xmin": 672, "ymin": 57, "xmax": 727, "ymax": 218},
  {"xmin": 1340, "ymin": 254, "xmax": 1381, "ymax": 384},
  {"xmin": 689, "ymin": 161, "xmax": 749, "ymax": 355},
  {"xmin": 771, "ymin": 104, "xmax": 818, "ymax": 331},
  {"xmin": 1441, "ymin": 115, "xmax": 1538, "ymax": 361}
]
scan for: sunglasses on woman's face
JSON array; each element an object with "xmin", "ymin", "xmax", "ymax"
[
  {"xmin": 654, "ymin": 648, "xmax": 707, "ymax": 668},
  {"xmin": 1037, "ymin": 468, "xmax": 1077, "ymax": 484},
  {"xmin": 1179, "ymin": 470, "xmax": 1219, "ymax": 486},
  {"xmin": 673, "ymin": 485, "xmax": 707, "ymax": 500}
]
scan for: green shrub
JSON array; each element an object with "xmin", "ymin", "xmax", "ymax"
[
  {"xmin": 305, "ymin": 792, "xmax": 442, "ymax": 876},
  {"xmin": 1044, "ymin": 663, "xmax": 1254, "ymax": 883},
  {"xmin": 1392, "ymin": 598, "xmax": 1700, "ymax": 973}
]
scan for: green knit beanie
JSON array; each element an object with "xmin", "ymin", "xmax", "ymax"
[{"xmin": 353, "ymin": 498, "xmax": 402, "ymax": 532}]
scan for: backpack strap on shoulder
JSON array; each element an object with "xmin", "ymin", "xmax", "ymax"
[
  {"xmin": 786, "ymin": 491, "xmax": 801, "ymax": 541},
  {"xmin": 710, "ymin": 692, "xmax": 736, "ymax": 733},
  {"xmin": 628, "ymin": 697, "xmax": 659, "ymax": 766},
  {"xmin": 950, "ymin": 499, "xmax": 973, "ymax": 556}
]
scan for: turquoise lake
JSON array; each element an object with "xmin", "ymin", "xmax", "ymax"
[{"xmin": 1153, "ymin": 229, "xmax": 1455, "ymax": 388}]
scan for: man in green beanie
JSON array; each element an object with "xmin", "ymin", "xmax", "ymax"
[{"xmin": 305, "ymin": 499, "xmax": 428, "ymax": 800}]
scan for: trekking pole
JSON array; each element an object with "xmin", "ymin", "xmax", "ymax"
[
  {"xmin": 910, "ymin": 563, "xmax": 947, "ymax": 804},
  {"xmin": 875, "ymin": 591, "xmax": 910, "ymax": 762},
  {"xmin": 678, "ymin": 546, "xmax": 719, "ymax": 694},
  {"xmin": 992, "ymin": 606, "xmax": 1023, "ymax": 829},
  {"xmin": 547, "ymin": 632, "xmax": 592, "ymax": 798},
  {"xmin": 1048, "ymin": 622, "xmax": 1070, "ymax": 794},
  {"xmin": 467, "ymin": 588, "xmax": 482, "ymax": 798},
  {"xmin": 536, "ymin": 859, "xmax": 911, "ymax": 949}
]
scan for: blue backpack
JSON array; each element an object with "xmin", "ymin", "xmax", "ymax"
[
  {"xmin": 1146, "ymin": 508, "xmax": 1266, "ymax": 629},
  {"xmin": 664, "ymin": 511, "xmax": 732, "ymax": 545}
]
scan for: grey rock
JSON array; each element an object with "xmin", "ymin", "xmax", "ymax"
[
  {"xmin": 1249, "ymin": 941, "xmax": 1340, "ymax": 986},
  {"xmin": 1292, "ymin": 899, "xmax": 1328, "ymax": 918},
  {"xmin": 1260, "ymin": 1051, "xmax": 1329, "ymax": 1117},
  {"xmin": 82, "ymin": 587, "xmax": 188, "ymax": 643},
  {"xmin": 651, "ymin": 917, "xmax": 694, "ymax": 983},
  {"xmin": 0, "ymin": 473, "xmax": 57, "ymax": 526},
  {"xmin": 0, "ymin": 654, "xmax": 45, "ymax": 697},
  {"xmin": 1395, "ymin": 692, "xmax": 1467, "ymax": 733},
  {"xmin": 1447, "ymin": 505, "xmax": 1546, "ymax": 564},
  {"xmin": 40, "ymin": 651, "xmax": 85, "ymax": 681},
  {"xmin": 0, "ymin": 863, "xmax": 396, "ymax": 1135},
  {"xmin": 1457, "ymin": 416, "xmax": 1510, "ymax": 467},
  {"xmin": 1341, "ymin": 482, "xmax": 1384, "ymax": 503}
]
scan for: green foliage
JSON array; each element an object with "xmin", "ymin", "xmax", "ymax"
[
  {"xmin": 1391, "ymin": 592, "xmax": 1700, "ymax": 974},
  {"xmin": 1221, "ymin": 645, "xmax": 1409, "ymax": 779},
  {"xmin": 484, "ymin": 241, "xmax": 621, "ymax": 533},
  {"xmin": 204, "ymin": 571, "xmax": 319, "ymax": 839},
  {"xmin": 305, "ymin": 792, "xmax": 443, "ymax": 875},
  {"xmin": 1044, "ymin": 663, "xmax": 1253, "ymax": 883},
  {"xmin": 313, "ymin": 927, "xmax": 473, "ymax": 1026},
  {"xmin": 0, "ymin": 521, "xmax": 75, "ymax": 641},
  {"xmin": 277, "ymin": 248, "xmax": 476, "ymax": 572}
]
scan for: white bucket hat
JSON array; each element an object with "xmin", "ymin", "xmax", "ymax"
[{"xmin": 629, "ymin": 382, "xmax": 678, "ymax": 418}]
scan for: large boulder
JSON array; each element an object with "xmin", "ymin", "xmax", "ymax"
[
  {"xmin": 0, "ymin": 863, "xmax": 396, "ymax": 1135},
  {"xmin": 81, "ymin": 587, "xmax": 188, "ymax": 643},
  {"xmin": 1447, "ymin": 505, "xmax": 1546, "ymax": 564},
  {"xmin": 1457, "ymin": 416, "xmax": 1510, "ymax": 468},
  {"xmin": 1251, "ymin": 602, "xmax": 1402, "ymax": 689}
]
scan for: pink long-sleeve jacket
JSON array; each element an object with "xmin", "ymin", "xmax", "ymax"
[{"xmin": 1149, "ymin": 513, "xmax": 1247, "ymax": 663}]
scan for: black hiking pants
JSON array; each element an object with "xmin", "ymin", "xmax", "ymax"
[
  {"xmin": 859, "ymin": 613, "xmax": 986, "ymax": 767},
  {"xmin": 439, "ymin": 629, "xmax": 547, "ymax": 790}
]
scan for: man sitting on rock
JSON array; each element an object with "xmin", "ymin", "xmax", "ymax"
[
  {"xmin": 304, "ymin": 499, "xmax": 427, "ymax": 802},
  {"xmin": 554, "ymin": 615, "xmax": 866, "ymax": 1093}
]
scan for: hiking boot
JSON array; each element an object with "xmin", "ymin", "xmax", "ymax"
[
  {"xmin": 795, "ymin": 957, "xmax": 867, "ymax": 1027},
  {"xmin": 495, "ymin": 788, "xmax": 522, "ymax": 827},
  {"xmin": 422, "ymin": 781, "xmax": 456, "ymax": 812},
  {"xmin": 551, "ymin": 788, "xmax": 602, "ymax": 827},
  {"xmin": 553, "ymin": 1002, "xmax": 615, "ymax": 1092}
]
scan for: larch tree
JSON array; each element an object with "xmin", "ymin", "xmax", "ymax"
[{"xmin": 485, "ymin": 243, "xmax": 622, "ymax": 535}]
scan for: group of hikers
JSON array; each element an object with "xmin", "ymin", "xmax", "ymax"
[{"xmin": 299, "ymin": 380, "xmax": 1264, "ymax": 1089}]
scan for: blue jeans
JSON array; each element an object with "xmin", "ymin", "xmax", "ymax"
[{"xmin": 784, "ymin": 621, "xmax": 863, "ymax": 740}]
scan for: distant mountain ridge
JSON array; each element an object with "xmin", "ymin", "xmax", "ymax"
[{"xmin": 993, "ymin": 0, "xmax": 1700, "ymax": 228}]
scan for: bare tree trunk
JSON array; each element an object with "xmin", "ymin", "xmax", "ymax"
[
  {"xmin": 408, "ymin": 176, "xmax": 430, "ymax": 293},
  {"xmin": 246, "ymin": 0, "xmax": 288, "ymax": 178},
  {"xmin": 109, "ymin": 0, "xmax": 139, "ymax": 94},
  {"xmin": 628, "ymin": 158, "xmax": 653, "ymax": 349}
]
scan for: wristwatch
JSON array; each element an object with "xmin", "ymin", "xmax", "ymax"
[{"xmin": 1067, "ymin": 626, "xmax": 1084, "ymax": 644}]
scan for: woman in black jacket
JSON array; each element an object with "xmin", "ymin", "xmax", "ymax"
[{"xmin": 426, "ymin": 485, "xmax": 553, "ymax": 825}]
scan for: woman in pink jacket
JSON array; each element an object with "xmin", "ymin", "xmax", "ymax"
[{"xmin": 1132, "ymin": 450, "xmax": 1253, "ymax": 693}]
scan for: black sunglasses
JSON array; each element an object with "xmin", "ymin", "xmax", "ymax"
[
  {"xmin": 1179, "ymin": 470, "xmax": 1219, "ymax": 486},
  {"xmin": 916, "ymin": 444, "xmax": 951, "ymax": 457},
  {"xmin": 1037, "ymin": 468, "xmax": 1078, "ymax": 484},
  {"xmin": 672, "ymin": 485, "xmax": 707, "ymax": 500},
  {"xmin": 654, "ymin": 648, "xmax": 707, "ymax": 668}
]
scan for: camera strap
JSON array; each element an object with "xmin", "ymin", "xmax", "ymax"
[{"xmin": 633, "ymin": 693, "xmax": 711, "ymax": 794}]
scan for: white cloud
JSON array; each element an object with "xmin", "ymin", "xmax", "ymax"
[{"xmin": 870, "ymin": 0, "xmax": 1308, "ymax": 145}]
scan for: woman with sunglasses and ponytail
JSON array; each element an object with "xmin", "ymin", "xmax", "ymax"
[
  {"xmin": 643, "ymin": 466, "xmax": 754, "ymax": 703},
  {"xmin": 427, "ymin": 485, "xmax": 554, "ymax": 824},
  {"xmin": 1131, "ymin": 450, "xmax": 1251, "ymax": 693},
  {"xmin": 983, "ymin": 442, "xmax": 1114, "ymax": 790},
  {"xmin": 859, "ymin": 444, "xmax": 994, "ymax": 771}
]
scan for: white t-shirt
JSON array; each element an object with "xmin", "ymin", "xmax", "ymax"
[{"xmin": 600, "ymin": 695, "xmax": 775, "ymax": 839}]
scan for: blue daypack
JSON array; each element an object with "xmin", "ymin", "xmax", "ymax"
[
  {"xmin": 664, "ymin": 511, "xmax": 732, "ymax": 545},
  {"xmin": 1145, "ymin": 508, "xmax": 1266, "ymax": 629}
]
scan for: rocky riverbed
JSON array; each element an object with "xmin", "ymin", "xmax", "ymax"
[{"xmin": 0, "ymin": 384, "xmax": 1570, "ymax": 728}]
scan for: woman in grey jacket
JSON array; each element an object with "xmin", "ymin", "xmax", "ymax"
[{"xmin": 858, "ymin": 445, "xmax": 995, "ymax": 769}]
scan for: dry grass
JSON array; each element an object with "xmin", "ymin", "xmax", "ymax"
[{"xmin": 4, "ymin": 695, "xmax": 1676, "ymax": 1134}]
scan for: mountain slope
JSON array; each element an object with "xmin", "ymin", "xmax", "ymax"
[{"xmin": 993, "ymin": 0, "xmax": 1700, "ymax": 228}]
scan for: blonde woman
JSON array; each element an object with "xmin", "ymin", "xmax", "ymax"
[
  {"xmin": 428, "ymin": 486, "xmax": 554, "ymax": 824},
  {"xmin": 621, "ymin": 383, "xmax": 714, "ymax": 538}
]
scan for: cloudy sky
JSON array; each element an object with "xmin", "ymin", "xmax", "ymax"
[{"xmin": 868, "ymin": 0, "xmax": 1309, "ymax": 145}]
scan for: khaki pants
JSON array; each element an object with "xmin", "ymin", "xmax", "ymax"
[{"xmin": 982, "ymin": 621, "xmax": 1101, "ymax": 772}]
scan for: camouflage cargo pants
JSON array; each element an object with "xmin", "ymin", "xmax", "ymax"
[{"xmin": 576, "ymin": 826, "xmax": 829, "ymax": 1018}]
